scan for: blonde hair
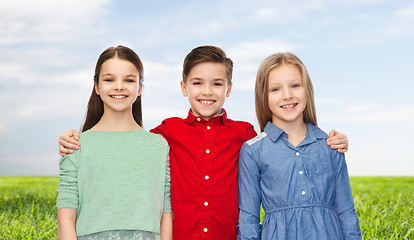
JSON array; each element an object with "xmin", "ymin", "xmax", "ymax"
[{"xmin": 255, "ymin": 52, "xmax": 317, "ymax": 132}]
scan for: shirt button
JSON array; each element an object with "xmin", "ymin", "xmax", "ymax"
[
  {"xmin": 204, "ymin": 202, "xmax": 208, "ymax": 206},
  {"xmin": 197, "ymin": 117, "xmax": 201, "ymax": 121},
  {"xmin": 299, "ymin": 171, "xmax": 303, "ymax": 175},
  {"xmin": 302, "ymin": 191, "xmax": 306, "ymax": 195},
  {"xmin": 207, "ymin": 126, "xmax": 211, "ymax": 130},
  {"xmin": 206, "ymin": 149, "xmax": 210, "ymax": 154},
  {"xmin": 205, "ymin": 175, "xmax": 209, "ymax": 180},
  {"xmin": 296, "ymin": 152, "xmax": 300, "ymax": 156},
  {"xmin": 203, "ymin": 228, "xmax": 208, "ymax": 232}
]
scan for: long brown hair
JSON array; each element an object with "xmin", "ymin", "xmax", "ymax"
[
  {"xmin": 255, "ymin": 52, "xmax": 317, "ymax": 132},
  {"xmin": 81, "ymin": 45, "xmax": 144, "ymax": 132}
]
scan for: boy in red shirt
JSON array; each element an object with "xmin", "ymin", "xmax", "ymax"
[{"xmin": 58, "ymin": 46, "xmax": 349, "ymax": 239}]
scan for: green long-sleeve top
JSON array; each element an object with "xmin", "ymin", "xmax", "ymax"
[{"xmin": 56, "ymin": 129, "xmax": 171, "ymax": 237}]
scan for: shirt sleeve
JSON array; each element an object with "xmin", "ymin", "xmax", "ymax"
[
  {"xmin": 150, "ymin": 121, "xmax": 167, "ymax": 137},
  {"xmin": 331, "ymin": 151, "xmax": 362, "ymax": 239},
  {"xmin": 245, "ymin": 124, "xmax": 258, "ymax": 142},
  {"xmin": 163, "ymin": 147, "xmax": 172, "ymax": 213},
  {"xmin": 237, "ymin": 142, "xmax": 261, "ymax": 240},
  {"xmin": 56, "ymin": 154, "xmax": 79, "ymax": 209}
]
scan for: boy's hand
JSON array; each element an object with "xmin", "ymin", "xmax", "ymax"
[
  {"xmin": 327, "ymin": 129, "xmax": 348, "ymax": 153},
  {"xmin": 58, "ymin": 129, "xmax": 80, "ymax": 156}
]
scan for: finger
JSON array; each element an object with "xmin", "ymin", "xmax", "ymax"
[
  {"xmin": 60, "ymin": 129, "xmax": 80, "ymax": 145},
  {"xmin": 59, "ymin": 144, "xmax": 73, "ymax": 156},
  {"xmin": 60, "ymin": 133, "xmax": 80, "ymax": 146},
  {"xmin": 58, "ymin": 150, "xmax": 66, "ymax": 157},
  {"xmin": 327, "ymin": 139, "xmax": 348, "ymax": 146},
  {"xmin": 73, "ymin": 130, "xmax": 80, "ymax": 141},
  {"xmin": 328, "ymin": 129, "xmax": 337, "ymax": 137},
  {"xmin": 329, "ymin": 144, "xmax": 348, "ymax": 152},
  {"xmin": 58, "ymin": 138, "xmax": 79, "ymax": 150}
]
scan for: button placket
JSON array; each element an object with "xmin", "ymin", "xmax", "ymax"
[{"xmin": 202, "ymin": 121, "xmax": 213, "ymax": 237}]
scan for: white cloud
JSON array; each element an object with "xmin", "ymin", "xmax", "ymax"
[
  {"xmin": 0, "ymin": 123, "xmax": 5, "ymax": 134},
  {"xmin": 228, "ymin": 40, "xmax": 301, "ymax": 62},
  {"xmin": 384, "ymin": 3, "xmax": 414, "ymax": 37},
  {"xmin": 320, "ymin": 105, "xmax": 414, "ymax": 123},
  {"xmin": 0, "ymin": 0, "xmax": 110, "ymax": 45},
  {"xmin": 343, "ymin": 104, "xmax": 380, "ymax": 113}
]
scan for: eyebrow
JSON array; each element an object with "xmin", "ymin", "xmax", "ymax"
[
  {"xmin": 101, "ymin": 73, "xmax": 137, "ymax": 78},
  {"xmin": 189, "ymin": 77, "xmax": 226, "ymax": 81}
]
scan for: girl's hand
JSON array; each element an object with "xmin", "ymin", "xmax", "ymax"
[
  {"xmin": 58, "ymin": 129, "xmax": 80, "ymax": 156},
  {"xmin": 327, "ymin": 129, "xmax": 348, "ymax": 153}
]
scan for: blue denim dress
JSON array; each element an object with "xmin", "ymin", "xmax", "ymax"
[{"xmin": 237, "ymin": 122, "xmax": 361, "ymax": 240}]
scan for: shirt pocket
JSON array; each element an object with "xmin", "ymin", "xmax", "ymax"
[{"xmin": 306, "ymin": 152, "xmax": 333, "ymax": 175}]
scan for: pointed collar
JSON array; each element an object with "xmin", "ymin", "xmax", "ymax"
[
  {"xmin": 264, "ymin": 121, "xmax": 328, "ymax": 145},
  {"xmin": 183, "ymin": 108, "xmax": 231, "ymax": 126}
]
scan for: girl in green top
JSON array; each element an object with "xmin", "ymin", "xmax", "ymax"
[{"xmin": 57, "ymin": 46, "xmax": 172, "ymax": 240}]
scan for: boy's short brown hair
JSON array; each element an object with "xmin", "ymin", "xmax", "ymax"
[{"xmin": 182, "ymin": 46, "xmax": 233, "ymax": 85}]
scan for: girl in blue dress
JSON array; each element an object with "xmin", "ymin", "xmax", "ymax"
[{"xmin": 237, "ymin": 52, "xmax": 361, "ymax": 239}]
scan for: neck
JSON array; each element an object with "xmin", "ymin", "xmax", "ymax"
[
  {"xmin": 273, "ymin": 119, "xmax": 307, "ymax": 147},
  {"xmin": 192, "ymin": 108, "xmax": 223, "ymax": 121},
  {"xmin": 91, "ymin": 109, "xmax": 141, "ymax": 131}
]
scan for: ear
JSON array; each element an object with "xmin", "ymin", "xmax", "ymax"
[
  {"xmin": 180, "ymin": 80, "xmax": 188, "ymax": 97},
  {"xmin": 225, "ymin": 82, "xmax": 233, "ymax": 98},
  {"xmin": 94, "ymin": 83, "xmax": 100, "ymax": 95},
  {"xmin": 138, "ymin": 83, "xmax": 142, "ymax": 96}
]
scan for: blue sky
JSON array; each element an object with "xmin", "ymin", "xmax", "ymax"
[{"xmin": 0, "ymin": 0, "xmax": 413, "ymax": 175}]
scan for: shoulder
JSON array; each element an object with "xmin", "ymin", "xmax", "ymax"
[
  {"xmin": 225, "ymin": 118, "xmax": 256, "ymax": 136},
  {"xmin": 152, "ymin": 117, "xmax": 184, "ymax": 131},
  {"xmin": 140, "ymin": 130, "xmax": 169, "ymax": 146},
  {"xmin": 245, "ymin": 131, "xmax": 268, "ymax": 146},
  {"xmin": 162, "ymin": 116, "xmax": 183, "ymax": 124},
  {"xmin": 225, "ymin": 119, "xmax": 257, "ymax": 142},
  {"xmin": 307, "ymin": 123, "xmax": 329, "ymax": 140},
  {"xmin": 225, "ymin": 118, "xmax": 253, "ymax": 128}
]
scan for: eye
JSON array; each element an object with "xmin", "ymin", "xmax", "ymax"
[
  {"xmin": 126, "ymin": 79, "xmax": 136, "ymax": 83},
  {"xmin": 292, "ymin": 84, "xmax": 300, "ymax": 88},
  {"xmin": 104, "ymin": 79, "xmax": 113, "ymax": 82},
  {"xmin": 192, "ymin": 81, "xmax": 201, "ymax": 85},
  {"xmin": 270, "ymin": 88, "xmax": 279, "ymax": 92},
  {"xmin": 214, "ymin": 82, "xmax": 223, "ymax": 86}
]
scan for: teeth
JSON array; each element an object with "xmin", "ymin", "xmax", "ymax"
[
  {"xmin": 200, "ymin": 100, "xmax": 214, "ymax": 105},
  {"xmin": 282, "ymin": 104, "xmax": 295, "ymax": 108},
  {"xmin": 112, "ymin": 95, "xmax": 126, "ymax": 99}
]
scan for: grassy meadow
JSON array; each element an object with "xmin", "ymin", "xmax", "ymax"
[{"xmin": 1, "ymin": 176, "xmax": 413, "ymax": 239}]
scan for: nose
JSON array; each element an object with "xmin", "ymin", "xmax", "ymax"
[
  {"xmin": 282, "ymin": 88, "xmax": 293, "ymax": 100},
  {"xmin": 202, "ymin": 84, "xmax": 213, "ymax": 95},
  {"xmin": 114, "ymin": 79, "xmax": 124, "ymax": 91}
]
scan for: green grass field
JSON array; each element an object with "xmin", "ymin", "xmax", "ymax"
[{"xmin": 1, "ymin": 176, "xmax": 413, "ymax": 239}]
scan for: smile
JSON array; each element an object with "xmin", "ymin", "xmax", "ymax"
[
  {"xmin": 199, "ymin": 100, "xmax": 215, "ymax": 105},
  {"xmin": 111, "ymin": 95, "xmax": 127, "ymax": 99},
  {"xmin": 281, "ymin": 103, "xmax": 297, "ymax": 109}
]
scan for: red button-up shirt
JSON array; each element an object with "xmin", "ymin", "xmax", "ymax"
[{"xmin": 151, "ymin": 109, "xmax": 257, "ymax": 240}]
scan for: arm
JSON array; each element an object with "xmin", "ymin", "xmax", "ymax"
[
  {"xmin": 160, "ymin": 212, "xmax": 173, "ymax": 240},
  {"xmin": 327, "ymin": 129, "xmax": 348, "ymax": 153},
  {"xmin": 57, "ymin": 209, "xmax": 77, "ymax": 240},
  {"xmin": 332, "ymin": 152, "xmax": 362, "ymax": 239},
  {"xmin": 237, "ymin": 143, "xmax": 261, "ymax": 240},
  {"xmin": 58, "ymin": 129, "xmax": 80, "ymax": 156},
  {"xmin": 57, "ymin": 154, "xmax": 79, "ymax": 239},
  {"xmin": 161, "ymin": 147, "xmax": 172, "ymax": 239}
]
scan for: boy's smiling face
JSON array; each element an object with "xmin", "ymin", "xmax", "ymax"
[{"xmin": 181, "ymin": 62, "xmax": 232, "ymax": 121}]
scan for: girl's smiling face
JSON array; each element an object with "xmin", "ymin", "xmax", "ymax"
[
  {"xmin": 267, "ymin": 64, "xmax": 307, "ymax": 127},
  {"xmin": 95, "ymin": 57, "xmax": 141, "ymax": 114}
]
